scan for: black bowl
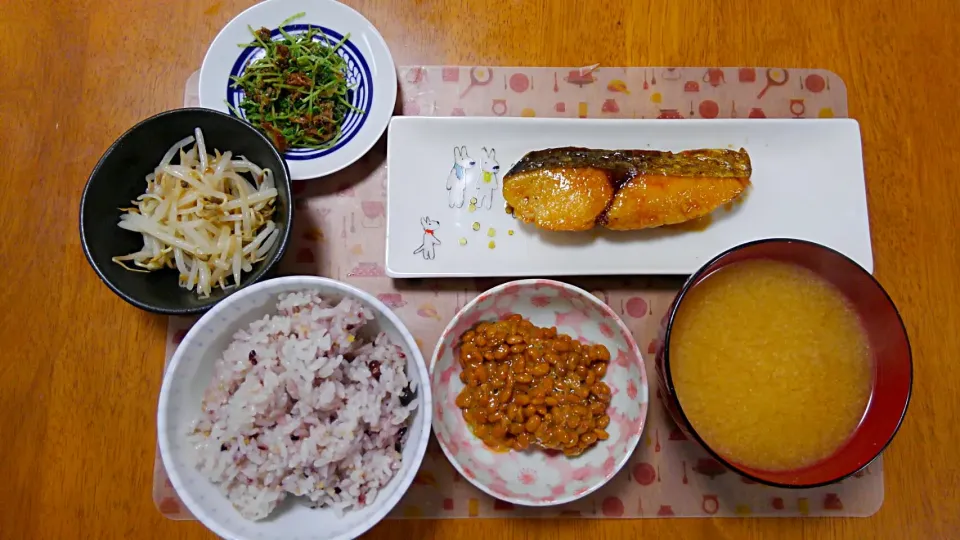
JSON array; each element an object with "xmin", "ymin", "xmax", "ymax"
[{"xmin": 80, "ymin": 108, "xmax": 293, "ymax": 315}]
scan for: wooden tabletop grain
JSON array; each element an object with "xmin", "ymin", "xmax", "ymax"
[{"xmin": 2, "ymin": 0, "xmax": 959, "ymax": 538}]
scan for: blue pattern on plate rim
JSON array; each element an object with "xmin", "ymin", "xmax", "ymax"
[{"xmin": 226, "ymin": 24, "xmax": 372, "ymax": 161}]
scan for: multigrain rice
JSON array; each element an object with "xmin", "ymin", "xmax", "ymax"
[{"xmin": 187, "ymin": 291, "xmax": 417, "ymax": 520}]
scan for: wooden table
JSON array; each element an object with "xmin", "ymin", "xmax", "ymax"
[{"xmin": 3, "ymin": 0, "xmax": 958, "ymax": 538}]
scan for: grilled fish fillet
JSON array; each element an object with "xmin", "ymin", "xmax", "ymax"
[{"xmin": 502, "ymin": 147, "xmax": 751, "ymax": 231}]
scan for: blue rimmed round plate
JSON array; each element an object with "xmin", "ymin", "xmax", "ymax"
[{"xmin": 199, "ymin": 0, "xmax": 397, "ymax": 180}]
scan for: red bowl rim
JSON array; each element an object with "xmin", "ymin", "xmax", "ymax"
[{"xmin": 662, "ymin": 237, "xmax": 913, "ymax": 489}]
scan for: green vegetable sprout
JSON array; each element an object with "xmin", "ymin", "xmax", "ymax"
[{"xmin": 228, "ymin": 13, "xmax": 363, "ymax": 152}]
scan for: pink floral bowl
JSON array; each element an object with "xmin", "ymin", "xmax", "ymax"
[{"xmin": 429, "ymin": 279, "xmax": 648, "ymax": 506}]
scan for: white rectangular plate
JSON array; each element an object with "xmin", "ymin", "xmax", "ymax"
[{"xmin": 386, "ymin": 117, "xmax": 872, "ymax": 277}]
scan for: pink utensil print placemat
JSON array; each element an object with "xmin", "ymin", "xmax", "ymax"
[{"xmin": 156, "ymin": 66, "xmax": 879, "ymax": 520}]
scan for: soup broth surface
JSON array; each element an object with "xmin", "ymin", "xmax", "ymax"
[{"xmin": 670, "ymin": 259, "xmax": 873, "ymax": 471}]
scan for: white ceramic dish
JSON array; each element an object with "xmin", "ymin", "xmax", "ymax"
[
  {"xmin": 385, "ymin": 117, "xmax": 873, "ymax": 277},
  {"xmin": 430, "ymin": 279, "xmax": 648, "ymax": 505},
  {"xmin": 157, "ymin": 276, "xmax": 431, "ymax": 540},
  {"xmin": 199, "ymin": 0, "xmax": 397, "ymax": 180}
]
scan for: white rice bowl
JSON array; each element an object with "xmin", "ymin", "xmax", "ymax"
[{"xmin": 158, "ymin": 277, "xmax": 431, "ymax": 540}]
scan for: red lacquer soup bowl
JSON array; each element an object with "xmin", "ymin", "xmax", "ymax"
[{"xmin": 656, "ymin": 238, "xmax": 912, "ymax": 488}]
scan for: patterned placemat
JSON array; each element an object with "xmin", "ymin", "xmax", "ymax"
[{"xmin": 154, "ymin": 66, "xmax": 880, "ymax": 520}]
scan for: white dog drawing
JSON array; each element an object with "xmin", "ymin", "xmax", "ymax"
[
  {"xmin": 445, "ymin": 146, "xmax": 478, "ymax": 208},
  {"xmin": 475, "ymin": 147, "xmax": 500, "ymax": 209},
  {"xmin": 412, "ymin": 216, "xmax": 441, "ymax": 260}
]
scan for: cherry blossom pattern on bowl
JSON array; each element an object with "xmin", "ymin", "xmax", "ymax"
[{"xmin": 429, "ymin": 279, "xmax": 649, "ymax": 506}]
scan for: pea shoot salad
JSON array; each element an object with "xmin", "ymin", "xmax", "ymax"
[{"xmin": 229, "ymin": 13, "xmax": 362, "ymax": 153}]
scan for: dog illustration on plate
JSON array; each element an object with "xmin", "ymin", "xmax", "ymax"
[
  {"xmin": 475, "ymin": 147, "xmax": 500, "ymax": 209},
  {"xmin": 413, "ymin": 216, "xmax": 441, "ymax": 260},
  {"xmin": 446, "ymin": 146, "xmax": 479, "ymax": 208}
]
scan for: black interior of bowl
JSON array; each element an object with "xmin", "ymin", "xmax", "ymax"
[{"xmin": 80, "ymin": 108, "xmax": 293, "ymax": 315}]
